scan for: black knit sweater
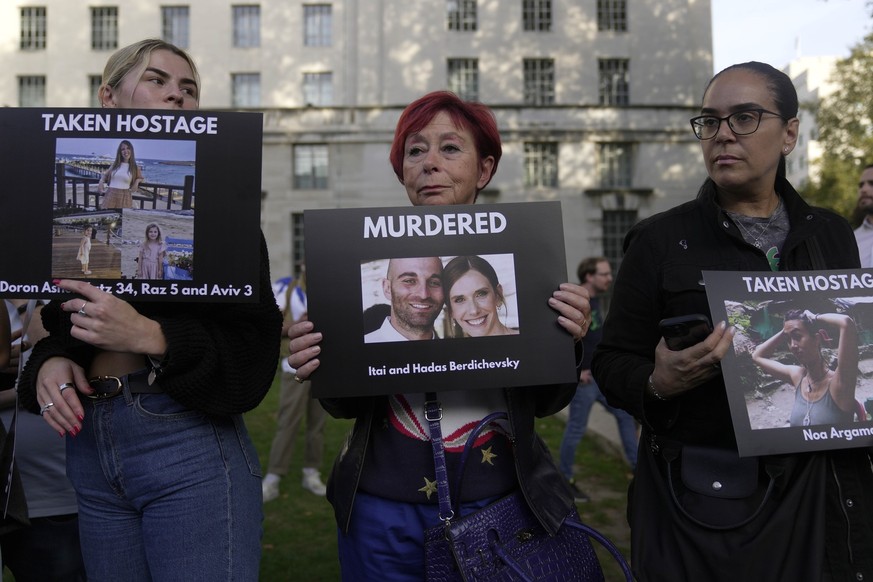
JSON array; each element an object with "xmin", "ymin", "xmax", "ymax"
[{"xmin": 18, "ymin": 234, "xmax": 282, "ymax": 417}]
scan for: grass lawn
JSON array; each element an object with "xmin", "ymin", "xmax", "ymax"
[{"xmin": 250, "ymin": 371, "xmax": 634, "ymax": 582}]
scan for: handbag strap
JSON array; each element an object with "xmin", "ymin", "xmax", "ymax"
[
  {"xmin": 664, "ymin": 451, "xmax": 779, "ymax": 531},
  {"xmin": 451, "ymin": 411, "xmax": 508, "ymax": 514},
  {"xmin": 424, "ymin": 393, "xmax": 454, "ymax": 523},
  {"xmin": 425, "ymin": 394, "xmax": 509, "ymax": 520}
]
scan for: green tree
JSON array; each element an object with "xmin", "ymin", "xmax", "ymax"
[{"xmin": 801, "ymin": 32, "xmax": 873, "ymax": 225}]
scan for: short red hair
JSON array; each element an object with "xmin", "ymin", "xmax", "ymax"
[{"xmin": 389, "ymin": 91, "xmax": 502, "ymax": 191}]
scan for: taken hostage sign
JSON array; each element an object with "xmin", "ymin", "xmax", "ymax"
[
  {"xmin": 304, "ymin": 201, "xmax": 579, "ymax": 398},
  {"xmin": 704, "ymin": 269, "xmax": 873, "ymax": 456},
  {"xmin": 0, "ymin": 107, "xmax": 263, "ymax": 303}
]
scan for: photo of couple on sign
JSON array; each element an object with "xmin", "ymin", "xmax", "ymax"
[{"xmin": 361, "ymin": 254, "xmax": 519, "ymax": 343}]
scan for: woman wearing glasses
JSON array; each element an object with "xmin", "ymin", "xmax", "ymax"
[{"xmin": 593, "ymin": 62, "xmax": 873, "ymax": 580}]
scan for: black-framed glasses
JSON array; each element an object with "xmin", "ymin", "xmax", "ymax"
[{"xmin": 689, "ymin": 109, "xmax": 785, "ymax": 140}]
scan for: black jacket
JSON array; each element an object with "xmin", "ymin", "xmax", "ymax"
[{"xmin": 593, "ymin": 178, "xmax": 873, "ymax": 581}]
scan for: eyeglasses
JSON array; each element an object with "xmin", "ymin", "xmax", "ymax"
[{"xmin": 689, "ymin": 109, "xmax": 785, "ymax": 140}]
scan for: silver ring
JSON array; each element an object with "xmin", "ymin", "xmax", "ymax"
[
  {"xmin": 59, "ymin": 382, "xmax": 75, "ymax": 394},
  {"xmin": 293, "ymin": 375, "xmax": 305, "ymax": 384},
  {"xmin": 78, "ymin": 301, "xmax": 88, "ymax": 317},
  {"xmin": 39, "ymin": 402, "xmax": 55, "ymax": 416}
]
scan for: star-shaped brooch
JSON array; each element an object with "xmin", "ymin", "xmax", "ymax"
[
  {"xmin": 480, "ymin": 446, "xmax": 497, "ymax": 465},
  {"xmin": 418, "ymin": 477, "xmax": 437, "ymax": 500}
]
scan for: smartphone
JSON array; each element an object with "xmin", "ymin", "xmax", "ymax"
[{"xmin": 659, "ymin": 314, "xmax": 713, "ymax": 351}]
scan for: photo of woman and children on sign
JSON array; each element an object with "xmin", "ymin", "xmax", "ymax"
[
  {"xmin": 725, "ymin": 297, "xmax": 873, "ymax": 430},
  {"xmin": 50, "ymin": 137, "xmax": 196, "ymax": 281}
]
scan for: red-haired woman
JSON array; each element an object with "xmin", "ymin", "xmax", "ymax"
[{"xmin": 289, "ymin": 91, "xmax": 590, "ymax": 580}]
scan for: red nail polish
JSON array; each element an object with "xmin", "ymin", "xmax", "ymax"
[
  {"xmin": 59, "ymin": 431, "xmax": 66, "ymax": 438},
  {"xmin": 52, "ymin": 279, "xmax": 61, "ymax": 285},
  {"xmin": 77, "ymin": 414, "xmax": 84, "ymax": 421}
]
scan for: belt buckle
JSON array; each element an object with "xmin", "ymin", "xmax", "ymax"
[{"xmin": 86, "ymin": 375, "xmax": 123, "ymax": 399}]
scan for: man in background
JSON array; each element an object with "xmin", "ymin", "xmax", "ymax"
[
  {"xmin": 558, "ymin": 257, "xmax": 638, "ymax": 502},
  {"xmin": 853, "ymin": 164, "xmax": 873, "ymax": 267},
  {"xmin": 262, "ymin": 269, "xmax": 328, "ymax": 502}
]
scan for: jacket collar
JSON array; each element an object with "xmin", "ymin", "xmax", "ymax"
[{"xmin": 698, "ymin": 176, "xmax": 815, "ymax": 227}]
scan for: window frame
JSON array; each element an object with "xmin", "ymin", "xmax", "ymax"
[
  {"xmin": 90, "ymin": 6, "xmax": 119, "ymax": 51},
  {"xmin": 232, "ymin": 4, "xmax": 261, "ymax": 48},
  {"xmin": 88, "ymin": 75, "xmax": 103, "ymax": 108},
  {"xmin": 18, "ymin": 75, "xmax": 46, "ymax": 107},
  {"xmin": 602, "ymin": 209, "xmax": 637, "ymax": 272},
  {"xmin": 231, "ymin": 72, "xmax": 261, "ymax": 107},
  {"xmin": 523, "ymin": 142, "xmax": 559, "ymax": 188},
  {"xmin": 293, "ymin": 144, "xmax": 329, "ymax": 190},
  {"xmin": 447, "ymin": 0, "xmax": 477, "ymax": 31},
  {"xmin": 597, "ymin": 142, "xmax": 634, "ymax": 188},
  {"xmin": 597, "ymin": 0, "xmax": 627, "ymax": 32},
  {"xmin": 523, "ymin": 58, "xmax": 555, "ymax": 106},
  {"xmin": 522, "ymin": 0, "xmax": 552, "ymax": 32},
  {"xmin": 20, "ymin": 6, "xmax": 47, "ymax": 50},
  {"xmin": 161, "ymin": 5, "xmax": 190, "ymax": 48},
  {"xmin": 598, "ymin": 58, "xmax": 629, "ymax": 106},
  {"xmin": 447, "ymin": 58, "xmax": 479, "ymax": 102},
  {"xmin": 291, "ymin": 212, "xmax": 306, "ymax": 277},
  {"xmin": 302, "ymin": 72, "xmax": 333, "ymax": 106},
  {"xmin": 303, "ymin": 4, "xmax": 332, "ymax": 47}
]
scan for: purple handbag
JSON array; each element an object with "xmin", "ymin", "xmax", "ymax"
[{"xmin": 422, "ymin": 398, "xmax": 633, "ymax": 582}]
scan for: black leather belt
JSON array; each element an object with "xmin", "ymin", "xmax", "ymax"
[{"xmin": 87, "ymin": 368, "xmax": 163, "ymax": 399}]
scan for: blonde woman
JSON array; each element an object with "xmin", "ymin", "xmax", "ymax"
[{"xmin": 19, "ymin": 39, "xmax": 281, "ymax": 581}]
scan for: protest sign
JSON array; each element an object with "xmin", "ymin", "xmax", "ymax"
[
  {"xmin": 304, "ymin": 201, "xmax": 578, "ymax": 398},
  {"xmin": 0, "ymin": 108, "xmax": 262, "ymax": 302},
  {"xmin": 705, "ymin": 269, "xmax": 873, "ymax": 456}
]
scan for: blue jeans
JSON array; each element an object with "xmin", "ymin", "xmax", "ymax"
[
  {"xmin": 66, "ymin": 391, "xmax": 263, "ymax": 582},
  {"xmin": 559, "ymin": 380, "xmax": 638, "ymax": 479},
  {"xmin": 337, "ymin": 491, "xmax": 500, "ymax": 581}
]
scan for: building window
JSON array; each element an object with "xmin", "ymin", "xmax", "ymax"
[
  {"xmin": 599, "ymin": 58, "xmax": 629, "ymax": 106},
  {"xmin": 597, "ymin": 0, "xmax": 627, "ymax": 31},
  {"xmin": 303, "ymin": 4, "xmax": 332, "ymax": 46},
  {"xmin": 602, "ymin": 209, "xmax": 637, "ymax": 271},
  {"xmin": 291, "ymin": 212, "xmax": 305, "ymax": 277},
  {"xmin": 303, "ymin": 72, "xmax": 333, "ymax": 106},
  {"xmin": 447, "ymin": 58, "xmax": 479, "ymax": 102},
  {"xmin": 233, "ymin": 5, "xmax": 260, "ymax": 47},
  {"xmin": 598, "ymin": 143, "xmax": 633, "ymax": 188},
  {"xmin": 161, "ymin": 6, "xmax": 190, "ymax": 48},
  {"xmin": 232, "ymin": 73, "xmax": 260, "ymax": 107},
  {"xmin": 91, "ymin": 7, "xmax": 118, "ymax": 50},
  {"xmin": 524, "ymin": 142, "xmax": 558, "ymax": 188},
  {"xmin": 89, "ymin": 75, "xmax": 103, "ymax": 107},
  {"xmin": 18, "ymin": 76, "xmax": 46, "ymax": 107},
  {"xmin": 20, "ymin": 7, "xmax": 47, "ymax": 50},
  {"xmin": 293, "ymin": 145, "xmax": 329, "ymax": 189},
  {"xmin": 522, "ymin": 0, "xmax": 551, "ymax": 31},
  {"xmin": 523, "ymin": 58, "xmax": 555, "ymax": 105},
  {"xmin": 447, "ymin": 0, "xmax": 477, "ymax": 31}
]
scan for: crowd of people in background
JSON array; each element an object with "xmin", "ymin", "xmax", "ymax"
[{"xmin": 3, "ymin": 35, "xmax": 873, "ymax": 582}]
